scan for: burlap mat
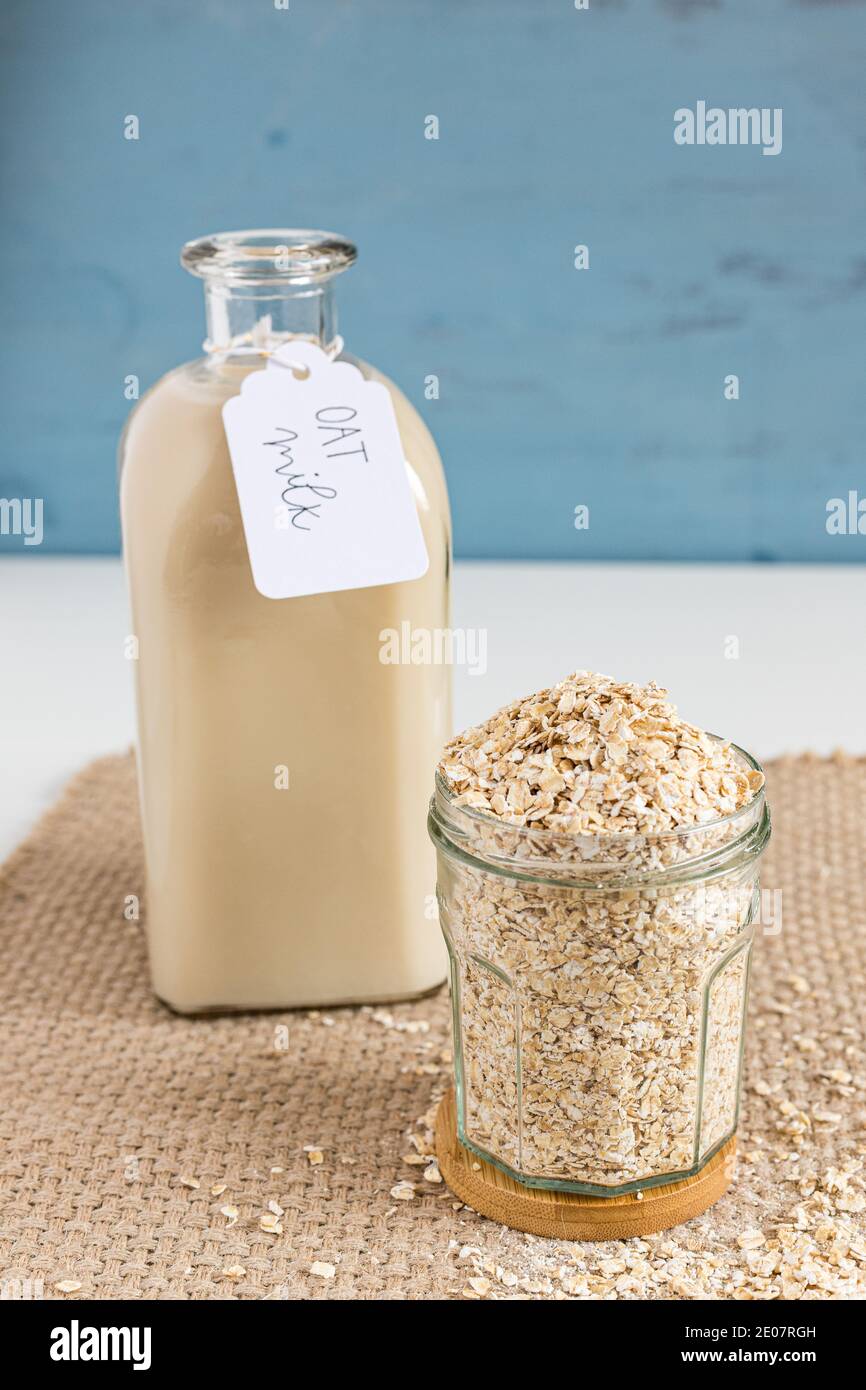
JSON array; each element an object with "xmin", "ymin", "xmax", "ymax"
[{"xmin": 1, "ymin": 753, "xmax": 864, "ymax": 1301}]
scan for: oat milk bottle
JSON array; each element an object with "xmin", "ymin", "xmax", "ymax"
[{"xmin": 120, "ymin": 231, "xmax": 450, "ymax": 1012}]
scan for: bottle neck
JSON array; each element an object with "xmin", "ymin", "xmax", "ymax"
[{"xmin": 203, "ymin": 279, "xmax": 338, "ymax": 355}]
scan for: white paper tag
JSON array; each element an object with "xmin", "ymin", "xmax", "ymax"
[{"xmin": 222, "ymin": 341, "xmax": 429, "ymax": 600}]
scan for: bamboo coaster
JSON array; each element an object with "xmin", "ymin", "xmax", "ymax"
[{"xmin": 435, "ymin": 1089, "xmax": 736, "ymax": 1240}]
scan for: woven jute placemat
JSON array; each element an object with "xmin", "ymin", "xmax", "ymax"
[{"xmin": 1, "ymin": 753, "xmax": 864, "ymax": 1301}]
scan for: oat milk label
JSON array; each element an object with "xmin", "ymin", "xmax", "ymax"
[{"xmin": 222, "ymin": 341, "xmax": 429, "ymax": 599}]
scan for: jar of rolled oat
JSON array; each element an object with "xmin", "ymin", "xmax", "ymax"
[{"xmin": 429, "ymin": 672, "xmax": 771, "ymax": 1199}]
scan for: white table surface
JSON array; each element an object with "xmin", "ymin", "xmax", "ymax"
[{"xmin": 2, "ymin": 557, "xmax": 864, "ymax": 861}]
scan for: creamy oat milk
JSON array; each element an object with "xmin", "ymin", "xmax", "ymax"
[{"xmin": 120, "ymin": 232, "xmax": 450, "ymax": 1012}]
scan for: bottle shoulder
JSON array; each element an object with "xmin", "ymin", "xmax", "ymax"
[{"xmin": 121, "ymin": 352, "xmax": 443, "ymax": 462}]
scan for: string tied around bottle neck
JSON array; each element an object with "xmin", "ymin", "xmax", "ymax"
[{"xmin": 202, "ymin": 319, "xmax": 344, "ymax": 375}]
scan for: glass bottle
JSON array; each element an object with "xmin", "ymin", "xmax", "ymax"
[{"xmin": 120, "ymin": 230, "xmax": 451, "ymax": 1012}]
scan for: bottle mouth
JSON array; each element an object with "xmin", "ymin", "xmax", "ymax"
[{"xmin": 180, "ymin": 229, "xmax": 357, "ymax": 287}]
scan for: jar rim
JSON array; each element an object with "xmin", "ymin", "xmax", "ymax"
[
  {"xmin": 429, "ymin": 740, "xmax": 770, "ymax": 888},
  {"xmin": 180, "ymin": 229, "xmax": 357, "ymax": 287},
  {"xmin": 436, "ymin": 738, "xmax": 763, "ymax": 841}
]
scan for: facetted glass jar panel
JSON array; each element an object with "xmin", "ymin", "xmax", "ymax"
[
  {"xmin": 459, "ymin": 955, "xmax": 520, "ymax": 1171},
  {"xmin": 699, "ymin": 941, "xmax": 751, "ymax": 1162}
]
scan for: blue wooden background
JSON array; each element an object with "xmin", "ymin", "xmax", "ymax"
[{"xmin": 1, "ymin": 0, "xmax": 865, "ymax": 560}]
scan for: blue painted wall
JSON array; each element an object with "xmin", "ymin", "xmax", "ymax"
[{"xmin": 1, "ymin": 0, "xmax": 865, "ymax": 560}]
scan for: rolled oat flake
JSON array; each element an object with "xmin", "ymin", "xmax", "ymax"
[{"xmin": 429, "ymin": 671, "xmax": 770, "ymax": 1224}]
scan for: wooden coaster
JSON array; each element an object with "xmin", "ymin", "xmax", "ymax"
[{"xmin": 435, "ymin": 1089, "xmax": 736, "ymax": 1240}]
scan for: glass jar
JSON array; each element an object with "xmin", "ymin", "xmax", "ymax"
[
  {"xmin": 429, "ymin": 745, "xmax": 770, "ymax": 1195},
  {"xmin": 120, "ymin": 231, "xmax": 451, "ymax": 1013}
]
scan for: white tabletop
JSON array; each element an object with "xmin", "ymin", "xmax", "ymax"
[{"xmin": 2, "ymin": 557, "xmax": 864, "ymax": 861}]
